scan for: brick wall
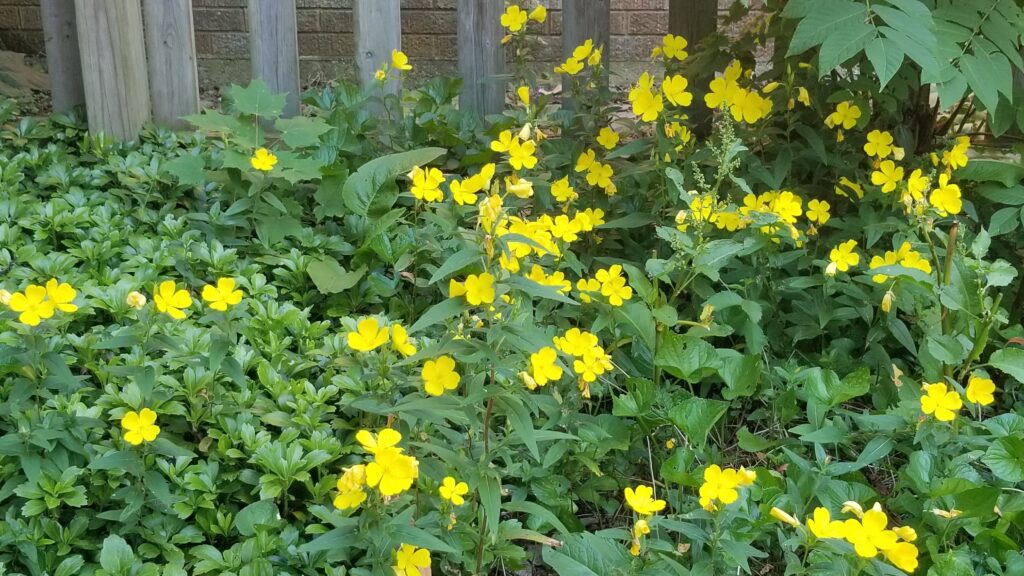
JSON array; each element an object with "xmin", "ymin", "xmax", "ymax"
[{"xmin": 0, "ymin": 0, "xmax": 729, "ymax": 89}]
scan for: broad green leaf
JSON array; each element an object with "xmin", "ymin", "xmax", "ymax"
[
  {"xmin": 982, "ymin": 437, "xmax": 1024, "ymax": 483},
  {"xmin": 235, "ymin": 500, "xmax": 278, "ymax": 537},
  {"xmin": 959, "ymin": 160, "xmax": 1024, "ymax": 187},
  {"xmin": 787, "ymin": 0, "xmax": 865, "ymax": 57},
  {"xmin": 818, "ymin": 22, "xmax": 875, "ymax": 73},
  {"xmin": 407, "ymin": 298, "xmax": 464, "ymax": 334},
  {"xmin": 163, "ymin": 155, "xmax": 205, "ymax": 186},
  {"xmin": 864, "ymin": 37, "xmax": 904, "ymax": 89},
  {"xmin": 543, "ymin": 548, "xmax": 601, "ymax": 576},
  {"xmin": 497, "ymin": 395, "xmax": 539, "ymax": 462},
  {"xmin": 274, "ymin": 116, "xmax": 332, "ymax": 148},
  {"xmin": 298, "ymin": 520, "xmax": 359, "ymax": 552},
  {"xmin": 307, "ymin": 258, "xmax": 365, "ymax": 295},
  {"xmin": 428, "ymin": 247, "xmax": 483, "ymax": 284},
  {"xmin": 655, "ymin": 333, "xmax": 720, "ymax": 382},
  {"xmin": 503, "ymin": 500, "xmax": 571, "ymax": 535},
  {"xmin": 990, "ymin": 348, "xmax": 1024, "ymax": 383},
  {"xmin": 100, "ymin": 535, "xmax": 135, "ymax": 574},
  {"xmin": 229, "ymin": 79, "xmax": 286, "ymax": 118},
  {"xmin": 342, "ymin": 148, "xmax": 445, "ymax": 216},
  {"xmin": 667, "ymin": 395, "xmax": 729, "ymax": 449},
  {"xmin": 719, "ymin": 354, "xmax": 761, "ymax": 399}
]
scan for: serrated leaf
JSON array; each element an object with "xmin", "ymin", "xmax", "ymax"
[
  {"xmin": 163, "ymin": 155, "xmax": 205, "ymax": 186},
  {"xmin": 274, "ymin": 116, "xmax": 332, "ymax": 148},
  {"xmin": 667, "ymin": 395, "xmax": 729, "ymax": 449},
  {"xmin": 229, "ymin": 79, "xmax": 285, "ymax": 118}
]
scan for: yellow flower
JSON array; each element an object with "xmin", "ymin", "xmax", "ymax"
[
  {"xmin": 624, "ymin": 484, "xmax": 666, "ymax": 516},
  {"xmin": 871, "ymin": 160, "xmax": 904, "ymax": 193},
  {"xmin": 126, "ymin": 291, "xmax": 147, "ymax": 309},
  {"xmin": 359, "ymin": 430, "xmax": 419, "ymax": 496},
  {"xmin": 572, "ymin": 347, "xmax": 612, "ymax": 382},
  {"xmin": 770, "ymin": 507, "xmax": 801, "ymax": 528},
  {"xmin": 572, "ymin": 39, "xmax": 594, "ymax": 60},
  {"xmin": 250, "ymin": 147, "xmax": 277, "ymax": 171},
  {"xmin": 942, "ymin": 138, "xmax": 970, "ymax": 170},
  {"xmin": 661, "ymin": 34, "xmax": 688, "ymax": 61},
  {"xmin": 629, "ymin": 72, "xmax": 663, "ymax": 122},
  {"xmin": 121, "ymin": 408, "xmax": 160, "ymax": 446},
  {"xmin": 931, "ymin": 508, "xmax": 962, "ymax": 519},
  {"xmin": 730, "ymin": 89, "xmax": 771, "ymax": 123},
  {"xmin": 863, "ymin": 130, "xmax": 894, "ymax": 158},
  {"xmin": 575, "ymin": 149, "xmax": 597, "ymax": 173},
  {"xmin": 491, "ymin": 129, "xmax": 515, "ymax": 153},
  {"xmin": 505, "ymin": 175, "xmax": 534, "ymax": 199},
  {"xmin": 827, "ymin": 239, "xmax": 859, "ymax": 275},
  {"xmin": 704, "ymin": 77, "xmax": 742, "ymax": 110},
  {"xmin": 575, "ymin": 208, "xmax": 605, "ymax": 230},
  {"xmin": 586, "ymin": 162, "xmax": 614, "ymax": 189},
  {"xmin": 201, "ymin": 277, "xmax": 243, "ymax": 311},
  {"xmin": 551, "ymin": 177, "xmax": 577, "ymax": 203},
  {"xmin": 554, "ymin": 328, "xmax": 599, "ymax": 357},
  {"xmin": 528, "ymin": 5, "xmax": 547, "ymax": 23},
  {"xmin": 966, "ymin": 374, "xmax": 995, "ymax": 406},
  {"xmin": 500, "ymin": 4, "xmax": 528, "ymax": 31},
  {"xmin": 930, "ymin": 173, "xmax": 962, "ymax": 216},
  {"xmin": 391, "ymin": 324, "xmax": 417, "ymax": 357},
  {"xmin": 883, "ymin": 541, "xmax": 920, "ymax": 573},
  {"xmin": 805, "ymin": 199, "xmax": 830, "ymax": 224},
  {"xmin": 347, "ymin": 318, "xmax": 390, "ymax": 352},
  {"xmin": 576, "ymin": 277, "xmax": 600, "ymax": 303},
  {"xmin": 768, "ymin": 191, "xmax": 803, "ymax": 224},
  {"xmin": 393, "ymin": 544, "xmax": 431, "ymax": 576},
  {"xmin": 457, "ymin": 272, "xmax": 494, "ymax": 306},
  {"xmin": 374, "ymin": 68, "xmax": 387, "ymax": 82},
  {"xmin": 597, "ymin": 127, "xmax": 619, "ymax": 150},
  {"xmin": 450, "ymin": 179, "xmax": 479, "ymax": 206},
  {"xmin": 508, "ymin": 138, "xmax": 538, "ymax": 171},
  {"xmin": 356, "ymin": 428, "xmax": 402, "ymax": 455},
  {"xmin": 8, "ymin": 285, "xmax": 55, "ymax": 326},
  {"xmin": 920, "ymin": 382, "xmax": 962, "ymax": 421},
  {"xmin": 587, "ymin": 47, "xmax": 603, "ymax": 66},
  {"xmin": 893, "ymin": 525, "xmax": 917, "ymax": 542},
  {"xmin": 549, "ymin": 214, "xmax": 581, "ymax": 242},
  {"xmin": 796, "ymin": 86, "xmax": 811, "ymax": 107},
  {"xmin": 517, "ymin": 85, "xmax": 530, "ymax": 107},
  {"xmin": 881, "ymin": 290, "xmax": 895, "ymax": 313},
  {"xmin": 844, "ymin": 507, "xmax": 899, "ymax": 558},
  {"xmin": 835, "ymin": 176, "xmax": 865, "ymax": 199},
  {"xmin": 43, "ymin": 278, "xmax": 77, "ymax": 313},
  {"xmin": 391, "ymin": 49, "xmax": 412, "ymax": 71},
  {"xmin": 439, "ymin": 476, "xmax": 470, "ymax": 506},
  {"xmin": 699, "ymin": 465, "xmax": 741, "ymax": 508},
  {"xmin": 333, "ymin": 464, "xmax": 367, "ymax": 510},
  {"xmin": 806, "ymin": 507, "xmax": 845, "ymax": 539},
  {"xmin": 662, "ymin": 75, "xmax": 693, "ymax": 107},
  {"xmin": 153, "ymin": 280, "xmax": 192, "ymax": 320},
  {"xmin": 633, "ymin": 519, "xmax": 651, "ymax": 537},
  {"xmin": 529, "ymin": 346, "xmax": 563, "ymax": 386},
  {"xmin": 825, "ymin": 101, "xmax": 861, "ymax": 129},
  {"xmin": 422, "ymin": 355, "xmax": 461, "ymax": 396},
  {"xmin": 841, "ymin": 501, "xmax": 865, "ymax": 518},
  {"xmin": 905, "ymin": 168, "xmax": 929, "ymax": 202},
  {"xmin": 554, "ymin": 57, "xmax": 584, "ymax": 75},
  {"xmin": 595, "ymin": 264, "xmax": 632, "ymax": 306},
  {"xmin": 409, "ymin": 166, "xmax": 445, "ymax": 202}
]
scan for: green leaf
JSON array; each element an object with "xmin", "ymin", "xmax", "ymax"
[
  {"xmin": 89, "ymin": 450, "xmax": 142, "ymax": 475},
  {"xmin": 598, "ymin": 213, "xmax": 656, "ymax": 229},
  {"xmin": 719, "ymin": 354, "xmax": 761, "ymax": 399},
  {"xmin": 342, "ymin": 147, "xmax": 445, "ymax": 216},
  {"xmin": 989, "ymin": 348, "xmax": 1024, "ymax": 383},
  {"xmin": 864, "ymin": 37, "xmax": 904, "ymax": 89},
  {"xmin": 503, "ymin": 500, "xmax": 570, "ymax": 535},
  {"xmin": 428, "ymin": 247, "xmax": 483, "ymax": 284},
  {"xmin": 54, "ymin": 556, "xmax": 85, "ymax": 576},
  {"xmin": 787, "ymin": 0, "xmax": 865, "ymax": 57},
  {"xmin": 818, "ymin": 22, "xmax": 875, "ymax": 73},
  {"xmin": 273, "ymin": 116, "xmax": 332, "ymax": 148},
  {"xmin": 802, "ymin": 367, "xmax": 870, "ymax": 408},
  {"xmin": 407, "ymin": 298, "xmax": 464, "ymax": 334},
  {"xmin": 297, "ymin": 520, "xmax": 358, "ymax": 552},
  {"xmin": 306, "ymin": 258, "xmax": 365, "ymax": 295},
  {"xmin": 738, "ymin": 427, "xmax": 773, "ymax": 452},
  {"xmin": 667, "ymin": 395, "xmax": 729, "ymax": 449},
  {"xmin": 229, "ymin": 79, "xmax": 286, "ymax": 118},
  {"xmin": 497, "ymin": 395, "xmax": 539, "ymax": 462},
  {"xmin": 959, "ymin": 160, "xmax": 1024, "ymax": 187},
  {"xmin": 507, "ymin": 275, "xmax": 578, "ymax": 305},
  {"xmin": 100, "ymin": 535, "xmax": 135, "ymax": 574},
  {"xmin": 982, "ymin": 437, "xmax": 1024, "ymax": 483},
  {"xmin": 235, "ymin": 500, "xmax": 278, "ymax": 537},
  {"xmin": 543, "ymin": 548, "xmax": 601, "ymax": 576},
  {"xmin": 390, "ymin": 523, "xmax": 459, "ymax": 554},
  {"xmin": 478, "ymin": 472, "xmax": 501, "ymax": 538},
  {"xmin": 163, "ymin": 155, "xmax": 205, "ymax": 186},
  {"xmin": 655, "ymin": 333, "xmax": 720, "ymax": 383},
  {"xmin": 960, "ymin": 51, "xmax": 1010, "ymax": 113}
]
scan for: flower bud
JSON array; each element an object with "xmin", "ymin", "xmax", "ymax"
[
  {"xmin": 0, "ymin": 289, "xmax": 11, "ymax": 306},
  {"xmin": 881, "ymin": 290, "xmax": 895, "ymax": 313},
  {"xmin": 127, "ymin": 291, "xmax": 147, "ymax": 309}
]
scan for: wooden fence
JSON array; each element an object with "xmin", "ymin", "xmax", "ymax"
[{"xmin": 42, "ymin": 0, "xmax": 717, "ymax": 140}]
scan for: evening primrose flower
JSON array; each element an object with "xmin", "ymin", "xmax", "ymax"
[
  {"xmin": 554, "ymin": 57, "xmax": 584, "ymax": 75},
  {"xmin": 500, "ymin": 4, "xmax": 528, "ymax": 32},
  {"xmin": 705, "ymin": 77, "xmax": 742, "ymax": 110},
  {"xmin": 871, "ymin": 160, "xmax": 904, "ymax": 193},
  {"xmin": 333, "ymin": 464, "xmax": 367, "ymax": 510},
  {"xmin": 920, "ymin": 382, "xmax": 962, "ymax": 421},
  {"xmin": 422, "ymin": 356, "xmax": 460, "ymax": 396},
  {"xmin": 966, "ymin": 374, "xmax": 995, "ymax": 406},
  {"xmin": 929, "ymin": 173, "xmax": 962, "ymax": 216},
  {"xmin": 126, "ymin": 291, "xmax": 147, "ymax": 309},
  {"xmin": 883, "ymin": 542, "xmax": 920, "ymax": 573},
  {"xmin": 827, "ymin": 239, "xmax": 860, "ymax": 275},
  {"xmin": 8, "ymin": 285, "xmax": 55, "ymax": 326},
  {"xmin": 390, "ymin": 324, "xmax": 417, "ymax": 357},
  {"xmin": 409, "ymin": 166, "xmax": 445, "ymax": 202},
  {"xmin": 863, "ymin": 130, "xmax": 894, "ymax": 158},
  {"xmin": 844, "ymin": 506, "xmax": 899, "ymax": 558},
  {"xmin": 825, "ymin": 101, "xmax": 861, "ymax": 129},
  {"xmin": 529, "ymin": 347, "xmax": 563, "ymax": 386},
  {"xmin": 805, "ymin": 199, "xmax": 830, "ymax": 225},
  {"xmin": 595, "ymin": 265, "xmax": 632, "ymax": 306},
  {"xmin": 806, "ymin": 507, "xmax": 845, "ymax": 539},
  {"xmin": 730, "ymin": 89, "xmax": 771, "ymax": 123},
  {"xmin": 586, "ymin": 162, "xmax": 614, "ymax": 189},
  {"xmin": 347, "ymin": 318, "xmax": 390, "ymax": 352},
  {"xmin": 356, "ymin": 428, "xmax": 402, "ymax": 455},
  {"xmin": 508, "ymin": 138, "xmax": 538, "ymax": 171},
  {"xmin": 45, "ymin": 279, "xmax": 77, "ymax": 312},
  {"xmin": 554, "ymin": 328, "xmax": 600, "ymax": 357},
  {"xmin": 459, "ymin": 273, "xmax": 496, "ymax": 305},
  {"xmin": 551, "ymin": 177, "xmax": 577, "ymax": 203},
  {"xmin": 662, "ymin": 75, "xmax": 693, "ymax": 107},
  {"xmin": 528, "ymin": 5, "xmax": 547, "ymax": 23},
  {"xmin": 201, "ymin": 277, "xmax": 243, "ymax": 311},
  {"xmin": 439, "ymin": 476, "xmax": 469, "ymax": 506},
  {"xmin": 699, "ymin": 465, "xmax": 741, "ymax": 510},
  {"xmin": 597, "ymin": 126, "xmax": 620, "ymax": 149},
  {"xmin": 391, "ymin": 49, "xmax": 412, "ymax": 71},
  {"xmin": 629, "ymin": 73, "xmax": 663, "ymax": 122},
  {"xmin": 121, "ymin": 408, "xmax": 160, "ymax": 445},
  {"xmin": 153, "ymin": 280, "xmax": 192, "ymax": 320},
  {"xmin": 624, "ymin": 484, "xmax": 666, "ymax": 516},
  {"xmin": 250, "ymin": 148, "xmax": 277, "ymax": 171},
  {"xmin": 905, "ymin": 168, "xmax": 929, "ymax": 201},
  {"xmin": 661, "ymin": 34, "xmax": 688, "ymax": 61},
  {"xmin": 393, "ymin": 544, "xmax": 431, "ymax": 576},
  {"xmin": 770, "ymin": 507, "xmax": 801, "ymax": 528}
]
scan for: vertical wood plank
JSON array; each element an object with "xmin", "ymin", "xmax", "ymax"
[
  {"xmin": 74, "ymin": 0, "xmax": 150, "ymax": 140},
  {"xmin": 143, "ymin": 0, "xmax": 199, "ymax": 129},
  {"xmin": 457, "ymin": 0, "xmax": 504, "ymax": 115},
  {"xmin": 354, "ymin": 0, "xmax": 401, "ymax": 91},
  {"xmin": 562, "ymin": 0, "xmax": 610, "ymax": 63},
  {"xmin": 668, "ymin": 0, "xmax": 717, "ymax": 48},
  {"xmin": 248, "ymin": 0, "xmax": 300, "ymax": 117},
  {"xmin": 41, "ymin": 0, "xmax": 84, "ymax": 112}
]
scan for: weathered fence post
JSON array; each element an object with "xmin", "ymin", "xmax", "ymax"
[
  {"xmin": 354, "ymin": 0, "xmax": 401, "ymax": 91},
  {"xmin": 248, "ymin": 0, "xmax": 300, "ymax": 117},
  {"xmin": 669, "ymin": 0, "xmax": 718, "ymax": 131},
  {"xmin": 74, "ymin": 0, "xmax": 151, "ymax": 139},
  {"xmin": 41, "ymin": 0, "xmax": 84, "ymax": 112},
  {"xmin": 562, "ymin": 0, "xmax": 611, "ymax": 63},
  {"xmin": 142, "ymin": 0, "xmax": 200, "ymax": 129},
  {"xmin": 457, "ymin": 0, "xmax": 505, "ymax": 116}
]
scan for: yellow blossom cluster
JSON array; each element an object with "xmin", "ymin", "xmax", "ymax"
[
  {"xmin": 555, "ymin": 39, "xmax": 603, "ymax": 76},
  {"xmin": 920, "ymin": 375, "xmax": 996, "ymax": 422},
  {"xmin": 868, "ymin": 242, "xmax": 932, "ymax": 283},
  {"xmin": 704, "ymin": 60, "xmax": 772, "ymax": 124},
  {"xmin": 624, "ymin": 484, "xmax": 666, "ymax": 556},
  {"xmin": 576, "ymin": 264, "xmax": 633, "ymax": 306},
  {"xmin": 500, "ymin": 3, "xmax": 546, "ymax": 35},
  {"xmin": 539, "ymin": 328, "xmax": 614, "ymax": 397},
  {"xmin": 334, "ymin": 429, "xmax": 420, "ymax": 510},
  {"xmin": 575, "ymin": 148, "xmax": 616, "ymax": 195},
  {"xmin": 698, "ymin": 464, "xmax": 756, "ymax": 511},
  {"xmin": 2, "ymin": 279, "xmax": 77, "ymax": 326},
  {"xmin": 346, "ymin": 317, "xmax": 417, "ymax": 356}
]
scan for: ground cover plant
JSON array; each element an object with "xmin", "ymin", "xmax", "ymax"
[{"xmin": 1, "ymin": 1, "xmax": 1024, "ymax": 575}]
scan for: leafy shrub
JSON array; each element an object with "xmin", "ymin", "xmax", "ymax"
[{"xmin": 1, "ymin": 3, "xmax": 1023, "ymax": 575}]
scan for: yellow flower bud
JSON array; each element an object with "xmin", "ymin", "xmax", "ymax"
[
  {"xmin": 881, "ymin": 290, "xmax": 895, "ymax": 313},
  {"xmin": 126, "ymin": 291, "xmax": 147, "ymax": 309},
  {"xmin": 770, "ymin": 507, "xmax": 801, "ymax": 528},
  {"xmin": 0, "ymin": 289, "xmax": 11, "ymax": 306}
]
